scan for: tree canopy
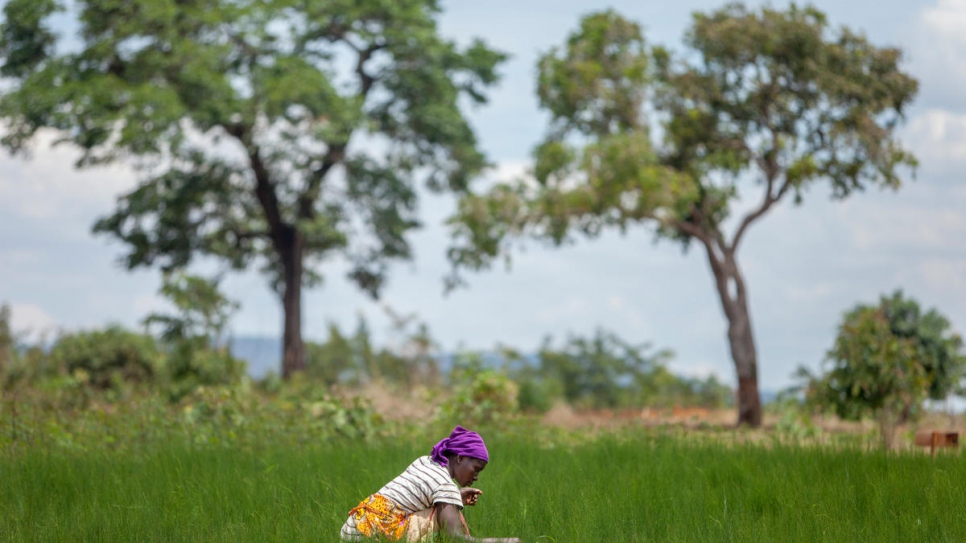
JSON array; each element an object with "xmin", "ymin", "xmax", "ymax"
[
  {"xmin": 0, "ymin": 0, "xmax": 506, "ymax": 376},
  {"xmin": 446, "ymin": 3, "xmax": 918, "ymax": 426},
  {"xmin": 803, "ymin": 291, "xmax": 966, "ymax": 448}
]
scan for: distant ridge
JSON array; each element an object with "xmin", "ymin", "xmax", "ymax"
[{"xmin": 230, "ymin": 336, "xmax": 280, "ymax": 379}]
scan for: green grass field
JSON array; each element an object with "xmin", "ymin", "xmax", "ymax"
[{"xmin": 3, "ymin": 431, "xmax": 965, "ymax": 542}]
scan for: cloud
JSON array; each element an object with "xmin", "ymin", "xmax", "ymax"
[
  {"xmin": 0, "ymin": 130, "xmax": 136, "ymax": 226},
  {"xmin": 904, "ymin": 109, "xmax": 966, "ymax": 174},
  {"xmin": 844, "ymin": 192, "xmax": 966, "ymax": 252},
  {"xmin": 909, "ymin": 0, "xmax": 966, "ymax": 111},
  {"xmin": 920, "ymin": 258, "xmax": 966, "ymax": 296},
  {"xmin": 920, "ymin": 0, "xmax": 966, "ymax": 52},
  {"xmin": 8, "ymin": 302, "xmax": 57, "ymax": 340}
]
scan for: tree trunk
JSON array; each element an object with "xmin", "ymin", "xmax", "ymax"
[
  {"xmin": 280, "ymin": 225, "xmax": 305, "ymax": 378},
  {"xmin": 877, "ymin": 409, "xmax": 898, "ymax": 450},
  {"xmin": 730, "ymin": 316, "xmax": 762, "ymax": 427},
  {"xmin": 247, "ymin": 144, "xmax": 307, "ymax": 379},
  {"xmin": 703, "ymin": 244, "xmax": 763, "ymax": 427}
]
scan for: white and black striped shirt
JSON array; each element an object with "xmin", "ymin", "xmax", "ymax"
[{"xmin": 341, "ymin": 456, "xmax": 462, "ymax": 539}]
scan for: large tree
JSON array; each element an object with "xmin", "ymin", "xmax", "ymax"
[
  {"xmin": 446, "ymin": 4, "xmax": 918, "ymax": 426},
  {"xmin": 0, "ymin": 0, "xmax": 505, "ymax": 377}
]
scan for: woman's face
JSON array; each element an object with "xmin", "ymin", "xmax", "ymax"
[{"xmin": 451, "ymin": 456, "xmax": 487, "ymax": 487}]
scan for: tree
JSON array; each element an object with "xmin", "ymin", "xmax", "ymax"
[
  {"xmin": 143, "ymin": 272, "xmax": 238, "ymax": 347},
  {"xmin": 802, "ymin": 291, "xmax": 965, "ymax": 449},
  {"xmin": 143, "ymin": 272, "xmax": 244, "ymax": 393},
  {"xmin": 0, "ymin": 0, "xmax": 505, "ymax": 377},
  {"xmin": 446, "ymin": 4, "xmax": 918, "ymax": 426},
  {"xmin": 535, "ymin": 329, "xmax": 673, "ymax": 409},
  {"xmin": 879, "ymin": 291, "xmax": 966, "ymax": 402}
]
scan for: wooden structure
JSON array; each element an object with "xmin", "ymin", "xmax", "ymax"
[{"xmin": 913, "ymin": 431, "xmax": 959, "ymax": 456}]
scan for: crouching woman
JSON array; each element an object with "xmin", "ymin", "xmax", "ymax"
[{"xmin": 340, "ymin": 425, "xmax": 521, "ymax": 543}]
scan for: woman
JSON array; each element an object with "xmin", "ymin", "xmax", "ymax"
[{"xmin": 340, "ymin": 425, "xmax": 521, "ymax": 543}]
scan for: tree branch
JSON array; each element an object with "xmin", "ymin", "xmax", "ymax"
[
  {"xmin": 299, "ymin": 143, "xmax": 345, "ymax": 219},
  {"xmin": 350, "ymin": 40, "xmax": 384, "ymax": 97},
  {"xmin": 248, "ymin": 146, "xmax": 287, "ymax": 254},
  {"xmin": 730, "ymin": 86, "xmax": 790, "ymax": 252},
  {"xmin": 731, "ymin": 173, "xmax": 792, "ymax": 251},
  {"xmin": 298, "ymin": 41, "xmax": 382, "ymax": 219}
]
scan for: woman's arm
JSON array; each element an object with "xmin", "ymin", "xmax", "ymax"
[{"xmin": 436, "ymin": 503, "xmax": 521, "ymax": 543}]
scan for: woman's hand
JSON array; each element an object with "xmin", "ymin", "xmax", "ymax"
[{"xmin": 461, "ymin": 487, "xmax": 482, "ymax": 506}]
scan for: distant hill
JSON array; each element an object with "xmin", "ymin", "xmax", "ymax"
[{"xmin": 230, "ymin": 336, "xmax": 281, "ymax": 379}]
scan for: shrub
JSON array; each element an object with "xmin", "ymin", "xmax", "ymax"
[
  {"xmin": 439, "ymin": 354, "xmax": 519, "ymax": 426},
  {"xmin": 165, "ymin": 343, "xmax": 247, "ymax": 401},
  {"xmin": 47, "ymin": 327, "xmax": 162, "ymax": 389}
]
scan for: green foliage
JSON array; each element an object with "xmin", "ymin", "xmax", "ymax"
[
  {"xmin": 179, "ymin": 381, "xmax": 380, "ymax": 445},
  {"xmin": 521, "ymin": 329, "xmax": 731, "ymax": 410},
  {"xmin": 769, "ymin": 390, "xmax": 821, "ymax": 443},
  {"xmin": 0, "ymin": 0, "xmax": 506, "ymax": 376},
  {"xmin": 4, "ymin": 431, "xmax": 966, "ymax": 542},
  {"xmin": 445, "ymin": 2, "xmax": 919, "ymax": 426},
  {"xmin": 878, "ymin": 291, "xmax": 966, "ymax": 400},
  {"xmin": 144, "ymin": 272, "xmax": 238, "ymax": 345},
  {"xmin": 143, "ymin": 272, "xmax": 245, "ymax": 399},
  {"xmin": 304, "ymin": 323, "xmax": 363, "ymax": 387},
  {"xmin": 0, "ymin": 0, "xmax": 60, "ymax": 78},
  {"xmin": 304, "ymin": 314, "xmax": 440, "ymax": 389},
  {"xmin": 803, "ymin": 291, "xmax": 965, "ymax": 448},
  {"xmin": 535, "ymin": 330, "xmax": 666, "ymax": 409},
  {"xmin": 513, "ymin": 369, "xmax": 561, "ymax": 415},
  {"xmin": 164, "ymin": 343, "xmax": 246, "ymax": 401},
  {"xmin": 448, "ymin": 4, "xmax": 917, "ymax": 274},
  {"xmin": 438, "ymin": 353, "xmax": 519, "ymax": 427},
  {"xmin": 47, "ymin": 326, "xmax": 162, "ymax": 390}
]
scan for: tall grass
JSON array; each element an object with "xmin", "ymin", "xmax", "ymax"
[{"xmin": 3, "ymin": 431, "xmax": 964, "ymax": 542}]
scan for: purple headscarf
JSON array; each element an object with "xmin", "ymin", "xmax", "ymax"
[{"xmin": 430, "ymin": 425, "xmax": 489, "ymax": 467}]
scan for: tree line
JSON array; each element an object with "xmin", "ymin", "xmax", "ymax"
[
  {"xmin": 0, "ymin": 1, "xmax": 940, "ymax": 427},
  {"xmin": 0, "ymin": 274, "xmax": 733, "ymax": 415}
]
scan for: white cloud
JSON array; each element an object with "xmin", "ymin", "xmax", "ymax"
[
  {"xmin": 491, "ymin": 160, "xmax": 530, "ymax": 182},
  {"xmin": 8, "ymin": 302, "xmax": 57, "ymax": 340},
  {"xmin": 0, "ymin": 130, "xmax": 136, "ymax": 223},
  {"xmin": 920, "ymin": 258, "xmax": 966, "ymax": 294},
  {"xmin": 905, "ymin": 109, "xmax": 966, "ymax": 171},
  {"xmin": 909, "ymin": 0, "xmax": 966, "ymax": 110},
  {"xmin": 846, "ymin": 197, "xmax": 966, "ymax": 252},
  {"xmin": 920, "ymin": 1, "xmax": 966, "ymax": 48}
]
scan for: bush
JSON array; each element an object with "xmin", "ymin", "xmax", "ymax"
[
  {"xmin": 439, "ymin": 354, "xmax": 519, "ymax": 426},
  {"xmin": 47, "ymin": 327, "xmax": 162, "ymax": 389},
  {"xmin": 164, "ymin": 339, "xmax": 246, "ymax": 401},
  {"xmin": 515, "ymin": 374, "xmax": 560, "ymax": 414}
]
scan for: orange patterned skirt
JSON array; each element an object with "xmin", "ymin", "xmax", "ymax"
[
  {"xmin": 345, "ymin": 494, "xmax": 469, "ymax": 541},
  {"xmin": 348, "ymin": 494, "xmax": 411, "ymax": 540}
]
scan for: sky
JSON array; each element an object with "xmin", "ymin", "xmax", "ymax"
[{"xmin": 1, "ymin": 0, "xmax": 965, "ymax": 391}]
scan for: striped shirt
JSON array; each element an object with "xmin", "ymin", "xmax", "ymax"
[{"xmin": 341, "ymin": 456, "xmax": 462, "ymax": 540}]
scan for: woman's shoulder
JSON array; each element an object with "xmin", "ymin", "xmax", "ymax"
[
  {"xmin": 406, "ymin": 456, "xmax": 453, "ymax": 482},
  {"xmin": 410, "ymin": 455, "xmax": 445, "ymax": 472}
]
